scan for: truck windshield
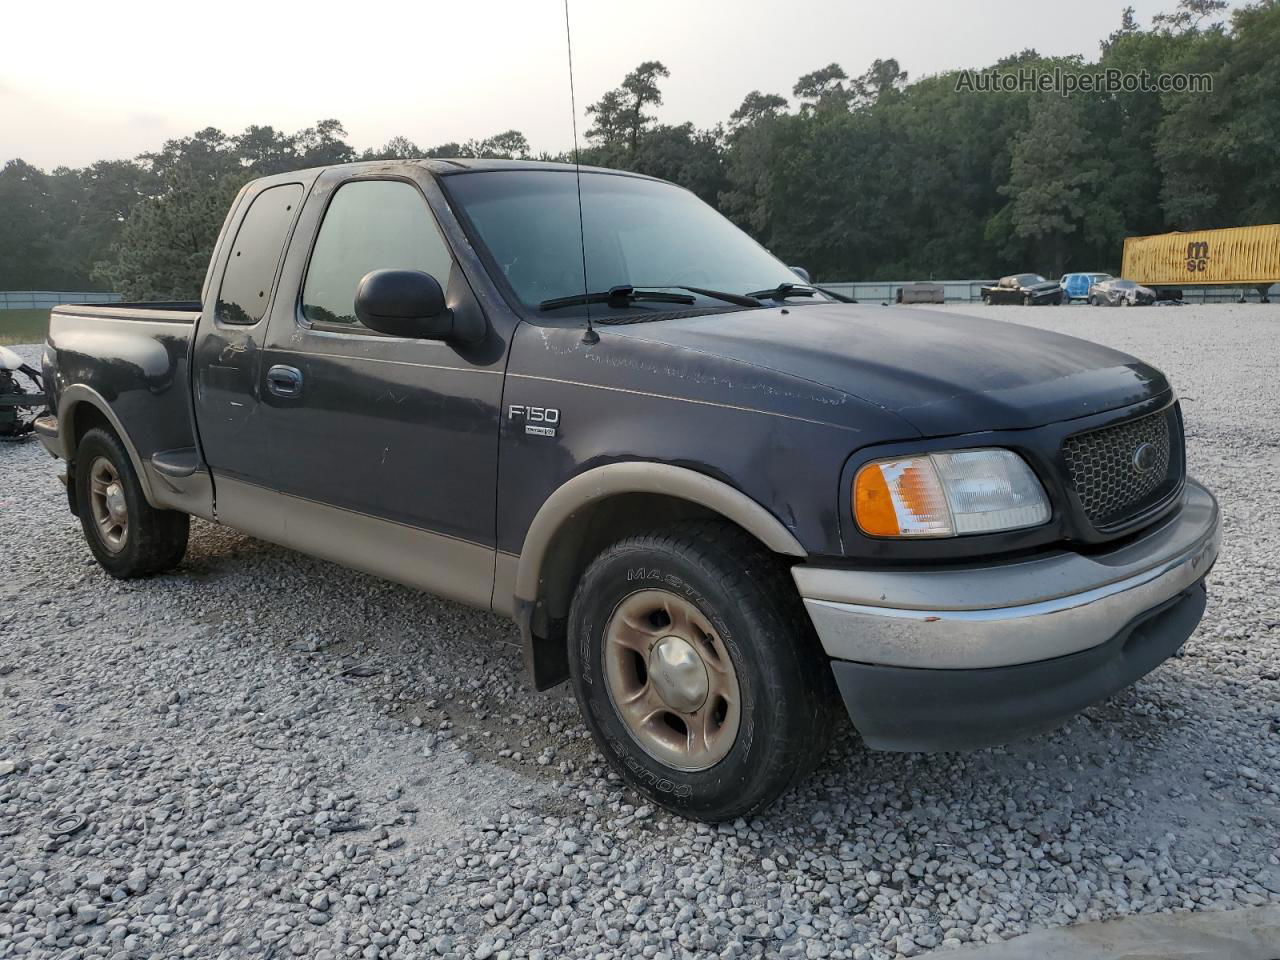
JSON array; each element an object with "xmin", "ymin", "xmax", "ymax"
[{"xmin": 443, "ymin": 170, "xmax": 809, "ymax": 317}]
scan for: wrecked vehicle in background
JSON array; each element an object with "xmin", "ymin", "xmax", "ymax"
[
  {"xmin": 0, "ymin": 345, "xmax": 47, "ymax": 440},
  {"xmin": 980, "ymin": 274, "xmax": 1064, "ymax": 306},
  {"xmin": 1060, "ymin": 272, "xmax": 1113, "ymax": 304},
  {"xmin": 896, "ymin": 282, "xmax": 945, "ymax": 304},
  {"xmin": 1089, "ymin": 278, "xmax": 1157, "ymax": 307}
]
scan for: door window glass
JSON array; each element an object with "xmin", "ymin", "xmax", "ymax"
[{"xmin": 302, "ymin": 180, "xmax": 453, "ymax": 327}]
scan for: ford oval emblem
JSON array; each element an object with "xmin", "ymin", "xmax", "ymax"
[{"xmin": 1132, "ymin": 442, "xmax": 1158, "ymax": 474}]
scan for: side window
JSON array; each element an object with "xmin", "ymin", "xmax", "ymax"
[
  {"xmin": 216, "ymin": 183, "xmax": 303, "ymax": 325},
  {"xmin": 302, "ymin": 180, "xmax": 454, "ymax": 327}
]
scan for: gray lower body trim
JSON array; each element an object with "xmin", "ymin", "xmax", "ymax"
[
  {"xmin": 147, "ymin": 452, "xmax": 216, "ymax": 521},
  {"xmin": 796, "ymin": 480, "xmax": 1220, "ymax": 669},
  {"xmin": 215, "ymin": 476, "xmax": 496, "ymax": 610},
  {"xmin": 492, "ymin": 552, "xmax": 519, "ymax": 618},
  {"xmin": 35, "ymin": 414, "xmax": 60, "ymax": 458}
]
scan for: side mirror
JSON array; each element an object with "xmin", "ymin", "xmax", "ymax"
[
  {"xmin": 355, "ymin": 269, "xmax": 451, "ymax": 339},
  {"xmin": 790, "ymin": 266, "xmax": 812, "ymax": 284}
]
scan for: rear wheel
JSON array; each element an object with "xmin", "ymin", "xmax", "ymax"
[
  {"xmin": 74, "ymin": 427, "xmax": 189, "ymax": 578},
  {"xmin": 1022, "ymin": 294, "xmax": 1033, "ymax": 306},
  {"xmin": 567, "ymin": 522, "xmax": 836, "ymax": 821}
]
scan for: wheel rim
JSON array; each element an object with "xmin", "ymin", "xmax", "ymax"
[
  {"xmin": 602, "ymin": 589, "xmax": 741, "ymax": 772},
  {"xmin": 88, "ymin": 456, "xmax": 128, "ymax": 553}
]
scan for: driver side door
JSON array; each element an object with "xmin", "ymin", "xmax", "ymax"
[{"xmin": 219, "ymin": 171, "xmax": 508, "ymax": 608}]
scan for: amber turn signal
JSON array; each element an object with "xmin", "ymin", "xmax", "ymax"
[
  {"xmin": 853, "ymin": 457, "xmax": 952, "ymax": 537},
  {"xmin": 853, "ymin": 449, "xmax": 1050, "ymax": 538}
]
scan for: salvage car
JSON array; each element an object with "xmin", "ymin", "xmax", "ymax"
[
  {"xmin": 1090, "ymin": 278, "xmax": 1157, "ymax": 306},
  {"xmin": 1060, "ymin": 272, "xmax": 1113, "ymax": 304},
  {"xmin": 0, "ymin": 344, "xmax": 47, "ymax": 440},
  {"xmin": 980, "ymin": 273, "xmax": 1064, "ymax": 305},
  {"xmin": 35, "ymin": 160, "xmax": 1220, "ymax": 821}
]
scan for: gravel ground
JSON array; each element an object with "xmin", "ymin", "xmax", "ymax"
[{"xmin": 2, "ymin": 303, "xmax": 1278, "ymax": 960}]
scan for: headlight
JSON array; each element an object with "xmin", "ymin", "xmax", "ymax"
[{"xmin": 853, "ymin": 449, "xmax": 1050, "ymax": 538}]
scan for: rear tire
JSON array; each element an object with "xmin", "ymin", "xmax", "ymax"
[
  {"xmin": 567, "ymin": 521, "xmax": 837, "ymax": 821},
  {"xmin": 74, "ymin": 427, "xmax": 189, "ymax": 578}
]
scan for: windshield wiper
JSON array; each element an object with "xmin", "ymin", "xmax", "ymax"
[
  {"xmin": 745, "ymin": 283, "xmax": 818, "ymax": 301},
  {"xmin": 813, "ymin": 284, "xmax": 856, "ymax": 303},
  {"xmin": 539, "ymin": 285, "xmax": 696, "ymax": 312},
  {"xmin": 746, "ymin": 282, "xmax": 856, "ymax": 304},
  {"xmin": 673, "ymin": 286, "xmax": 764, "ymax": 308}
]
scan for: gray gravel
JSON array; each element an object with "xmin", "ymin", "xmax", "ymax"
[{"xmin": 2, "ymin": 303, "xmax": 1279, "ymax": 960}]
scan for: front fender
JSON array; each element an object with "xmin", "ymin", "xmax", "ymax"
[{"xmin": 512, "ymin": 461, "xmax": 807, "ymax": 607}]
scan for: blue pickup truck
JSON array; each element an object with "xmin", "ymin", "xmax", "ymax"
[{"xmin": 35, "ymin": 159, "xmax": 1220, "ymax": 820}]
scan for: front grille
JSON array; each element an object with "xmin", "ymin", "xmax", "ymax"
[{"xmin": 1062, "ymin": 407, "xmax": 1183, "ymax": 529}]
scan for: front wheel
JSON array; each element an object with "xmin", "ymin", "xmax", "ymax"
[
  {"xmin": 74, "ymin": 427, "xmax": 189, "ymax": 578},
  {"xmin": 567, "ymin": 523, "xmax": 836, "ymax": 821}
]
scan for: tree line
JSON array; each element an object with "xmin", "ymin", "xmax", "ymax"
[{"xmin": 1, "ymin": 0, "xmax": 1275, "ymax": 298}]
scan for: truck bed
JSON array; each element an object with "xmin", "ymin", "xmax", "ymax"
[
  {"xmin": 44, "ymin": 301, "xmax": 205, "ymax": 516},
  {"xmin": 52, "ymin": 301, "xmax": 201, "ymax": 321}
]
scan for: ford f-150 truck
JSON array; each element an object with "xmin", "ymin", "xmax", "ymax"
[{"xmin": 36, "ymin": 159, "xmax": 1221, "ymax": 821}]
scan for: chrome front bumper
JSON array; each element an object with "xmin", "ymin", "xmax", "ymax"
[{"xmin": 794, "ymin": 479, "xmax": 1219, "ymax": 670}]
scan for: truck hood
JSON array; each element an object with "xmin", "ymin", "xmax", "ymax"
[{"xmin": 612, "ymin": 303, "xmax": 1170, "ymax": 436}]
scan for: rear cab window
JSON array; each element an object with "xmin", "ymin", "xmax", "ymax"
[{"xmin": 216, "ymin": 183, "xmax": 303, "ymax": 325}]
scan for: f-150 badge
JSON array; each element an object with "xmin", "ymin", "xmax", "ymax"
[{"xmin": 509, "ymin": 404, "xmax": 559, "ymax": 437}]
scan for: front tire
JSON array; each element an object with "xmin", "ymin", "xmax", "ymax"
[
  {"xmin": 74, "ymin": 427, "xmax": 189, "ymax": 578},
  {"xmin": 567, "ymin": 522, "xmax": 836, "ymax": 821}
]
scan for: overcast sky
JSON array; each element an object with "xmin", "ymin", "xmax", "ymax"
[{"xmin": 1, "ymin": 0, "xmax": 1239, "ymax": 170}]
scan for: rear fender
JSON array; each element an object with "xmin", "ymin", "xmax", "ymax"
[{"xmin": 57, "ymin": 385, "xmax": 160, "ymax": 508}]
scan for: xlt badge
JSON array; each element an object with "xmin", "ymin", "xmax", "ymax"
[{"xmin": 509, "ymin": 404, "xmax": 560, "ymax": 437}]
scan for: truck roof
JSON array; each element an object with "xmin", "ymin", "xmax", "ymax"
[{"xmin": 248, "ymin": 157, "xmax": 664, "ymax": 189}]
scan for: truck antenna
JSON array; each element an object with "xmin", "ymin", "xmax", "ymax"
[{"xmin": 563, "ymin": 0, "xmax": 598, "ymax": 345}]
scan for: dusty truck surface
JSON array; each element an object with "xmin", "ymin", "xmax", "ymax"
[{"xmin": 37, "ymin": 159, "xmax": 1221, "ymax": 821}]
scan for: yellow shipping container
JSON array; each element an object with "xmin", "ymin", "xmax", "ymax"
[{"xmin": 1121, "ymin": 224, "xmax": 1280, "ymax": 287}]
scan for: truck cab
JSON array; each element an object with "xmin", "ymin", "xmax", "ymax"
[{"xmin": 37, "ymin": 159, "xmax": 1220, "ymax": 821}]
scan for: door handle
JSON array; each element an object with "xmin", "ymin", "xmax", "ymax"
[{"xmin": 266, "ymin": 365, "xmax": 303, "ymax": 398}]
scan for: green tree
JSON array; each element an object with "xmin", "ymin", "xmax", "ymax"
[
  {"xmin": 586, "ymin": 61, "xmax": 670, "ymax": 154},
  {"xmin": 729, "ymin": 91, "xmax": 788, "ymax": 129},
  {"xmin": 993, "ymin": 96, "xmax": 1109, "ymax": 276},
  {"xmin": 361, "ymin": 136, "xmax": 424, "ymax": 160},
  {"xmin": 849, "ymin": 59, "xmax": 908, "ymax": 107},
  {"xmin": 1153, "ymin": 0, "xmax": 1229, "ymax": 33},
  {"xmin": 462, "ymin": 129, "xmax": 531, "ymax": 159},
  {"xmin": 792, "ymin": 63, "xmax": 853, "ymax": 114}
]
